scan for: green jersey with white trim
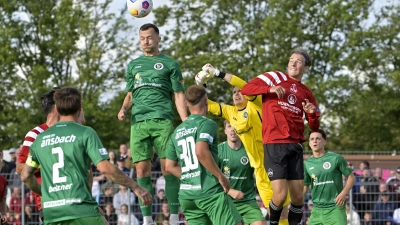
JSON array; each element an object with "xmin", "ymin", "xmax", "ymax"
[
  {"xmin": 167, "ymin": 114, "xmax": 223, "ymax": 200},
  {"xmin": 304, "ymin": 151, "xmax": 353, "ymax": 209},
  {"xmin": 218, "ymin": 141, "xmax": 256, "ymax": 203},
  {"xmin": 125, "ymin": 53, "xmax": 185, "ymax": 123},
  {"xmin": 28, "ymin": 121, "xmax": 109, "ymax": 223}
]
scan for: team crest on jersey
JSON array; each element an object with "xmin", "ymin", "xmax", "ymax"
[
  {"xmin": 223, "ymin": 166, "xmax": 230, "ymax": 178},
  {"xmin": 240, "ymin": 156, "xmax": 249, "ymax": 165},
  {"xmin": 288, "ymin": 94, "xmax": 297, "ymax": 104},
  {"xmin": 323, "ymin": 162, "xmax": 331, "ymax": 170},
  {"xmin": 154, "ymin": 63, "xmax": 164, "ymax": 70},
  {"xmin": 290, "ymin": 84, "xmax": 298, "ymax": 93},
  {"xmin": 134, "ymin": 73, "xmax": 142, "ymax": 88},
  {"xmin": 243, "ymin": 111, "xmax": 248, "ymax": 120}
]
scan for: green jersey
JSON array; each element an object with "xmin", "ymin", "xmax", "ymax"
[
  {"xmin": 304, "ymin": 151, "xmax": 353, "ymax": 209},
  {"xmin": 125, "ymin": 53, "xmax": 185, "ymax": 123},
  {"xmin": 27, "ymin": 121, "xmax": 110, "ymax": 223},
  {"xmin": 218, "ymin": 142, "xmax": 256, "ymax": 203},
  {"xmin": 166, "ymin": 114, "xmax": 223, "ymax": 200}
]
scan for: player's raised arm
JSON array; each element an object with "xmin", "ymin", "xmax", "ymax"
[
  {"xmin": 196, "ymin": 64, "xmax": 247, "ymax": 89},
  {"xmin": 197, "ymin": 64, "xmax": 261, "ymax": 106},
  {"xmin": 241, "ymin": 76, "xmax": 273, "ymax": 96},
  {"xmin": 174, "ymin": 91, "xmax": 188, "ymax": 121}
]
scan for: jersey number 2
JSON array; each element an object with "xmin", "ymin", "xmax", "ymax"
[
  {"xmin": 178, "ymin": 136, "xmax": 199, "ymax": 172},
  {"xmin": 52, "ymin": 147, "xmax": 67, "ymax": 183}
]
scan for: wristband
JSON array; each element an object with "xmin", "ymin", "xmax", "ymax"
[{"xmin": 217, "ymin": 71, "xmax": 226, "ymax": 79}]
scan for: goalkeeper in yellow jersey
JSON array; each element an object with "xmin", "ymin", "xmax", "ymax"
[{"xmin": 195, "ymin": 64, "xmax": 290, "ymax": 225}]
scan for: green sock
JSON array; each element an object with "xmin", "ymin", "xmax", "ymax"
[
  {"xmin": 137, "ymin": 176, "xmax": 154, "ymax": 216},
  {"xmin": 164, "ymin": 174, "xmax": 180, "ymax": 214}
]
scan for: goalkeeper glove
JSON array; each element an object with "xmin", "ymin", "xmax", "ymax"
[
  {"xmin": 195, "ymin": 71, "xmax": 211, "ymax": 85},
  {"xmin": 202, "ymin": 63, "xmax": 226, "ymax": 79}
]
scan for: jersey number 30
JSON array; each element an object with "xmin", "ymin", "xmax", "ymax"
[
  {"xmin": 178, "ymin": 136, "xmax": 199, "ymax": 172},
  {"xmin": 52, "ymin": 147, "xmax": 67, "ymax": 183}
]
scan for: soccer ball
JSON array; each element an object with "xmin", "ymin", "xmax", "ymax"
[{"xmin": 127, "ymin": 0, "xmax": 153, "ymax": 18}]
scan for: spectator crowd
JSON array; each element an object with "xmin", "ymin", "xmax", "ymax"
[{"xmin": 2, "ymin": 145, "xmax": 400, "ymax": 225}]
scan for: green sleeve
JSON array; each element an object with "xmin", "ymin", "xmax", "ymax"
[
  {"xmin": 196, "ymin": 120, "xmax": 218, "ymax": 145},
  {"xmin": 84, "ymin": 127, "xmax": 110, "ymax": 166},
  {"xmin": 217, "ymin": 143, "xmax": 224, "ymax": 169},
  {"xmin": 304, "ymin": 162, "xmax": 311, "ymax": 186},
  {"xmin": 125, "ymin": 62, "xmax": 134, "ymax": 92},
  {"xmin": 169, "ymin": 60, "xmax": 185, "ymax": 92},
  {"xmin": 337, "ymin": 155, "xmax": 353, "ymax": 177},
  {"xmin": 166, "ymin": 138, "xmax": 178, "ymax": 161}
]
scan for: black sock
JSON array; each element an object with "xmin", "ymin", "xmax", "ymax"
[
  {"xmin": 288, "ymin": 203, "xmax": 303, "ymax": 225},
  {"xmin": 269, "ymin": 201, "xmax": 283, "ymax": 224}
]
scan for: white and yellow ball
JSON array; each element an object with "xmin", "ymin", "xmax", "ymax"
[{"xmin": 127, "ymin": 0, "xmax": 153, "ymax": 18}]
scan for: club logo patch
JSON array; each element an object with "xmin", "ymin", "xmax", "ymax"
[
  {"xmin": 154, "ymin": 63, "xmax": 164, "ymax": 70},
  {"xmin": 290, "ymin": 84, "xmax": 297, "ymax": 93},
  {"xmin": 134, "ymin": 73, "xmax": 142, "ymax": 88},
  {"xmin": 268, "ymin": 168, "xmax": 273, "ymax": 177},
  {"xmin": 223, "ymin": 166, "xmax": 230, "ymax": 178},
  {"xmin": 240, "ymin": 156, "xmax": 249, "ymax": 165},
  {"xmin": 323, "ymin": 162, "xmax": 331, "ymax": 170},
  {"xmin": 243, "ymin": 111, "xmax": 248, "ymax": 119},
  {"xmin": 288, "ymin": 94, "xmax": 297, "ymax": 104}
]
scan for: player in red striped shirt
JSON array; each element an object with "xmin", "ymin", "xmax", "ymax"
[
  {"xmin": 241, "ymin": 49, "xmax": 320, "ymax": 225},
  {"xmin": 16, "ymin": 87, "xmax": 60, "ymax": 220}
]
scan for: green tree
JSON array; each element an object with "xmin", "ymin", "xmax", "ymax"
[
  {"xmin": 154, "ymin": 0, "xmax": 400, "ymax": 150},
  {"xmin": 0, "ymin": 0, "xmax": 133, "ymax": 149}
]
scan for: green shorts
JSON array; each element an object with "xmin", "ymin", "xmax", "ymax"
[
  {"xmin": 180, "ymin": 192, "xmax": 242, "ymax": 225},
  {"xmin": 130, "ymin": 119, "xmax": 174, "ymax": 163},
  {"xmin": 235, "ymin": 201, "xmax": 266, "ymax": 224},
  {"xmin": 308, "ymin": 206, "xmax": 346, "ymax": 225},
  {"xmin": 46, "ymin": 216, "xmax": 106, "ymax": 225}
]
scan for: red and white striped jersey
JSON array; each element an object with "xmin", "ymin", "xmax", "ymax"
[
  {"xmin": 18, "ymin": 123, "xmax": 49, "ymax": 210},
  {"xmin": 241, "ymin": 71, "xmax": 320, "ymax": 144}
]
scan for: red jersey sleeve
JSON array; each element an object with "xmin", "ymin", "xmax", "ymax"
[
  {"xmin": 242, "ymin": 71, "xmax": 290, "ymax": 96},
  {"xmin": 241, "ymin": 76, "xmax": 271, "ymax": 96},
  {"xmin": 18, "ymin": 124, "xmax": 48, "ymax": 163}
]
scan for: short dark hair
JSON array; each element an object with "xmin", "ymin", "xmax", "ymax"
[
  {"xmin": 140, "ymin": 23, "xmax": 159, "ymax": 35},
  {"xmin": 185, "ymin": 85, "xmax": 207, "ymax": 106},
  {"xmin": 308, "ymin": 129, "xmax": 327, "ymax": 140},
  {"xmin": 53, "ymin": 87, "xmax": 82, "ymax": 116},
  {"xmin": 223, "ymin": 120, "xmax": 230, "ymax": 129},
  {"xmin": 290, "ymin": 48, "xmax": 312, "ymax": 67},
  {"xmin": 361, "ymin": 160, "xmax": 370, "ymax": 169},
  {"xmin": 41, "ymin": 87, "xmax": 60, "ymax": 115}
]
